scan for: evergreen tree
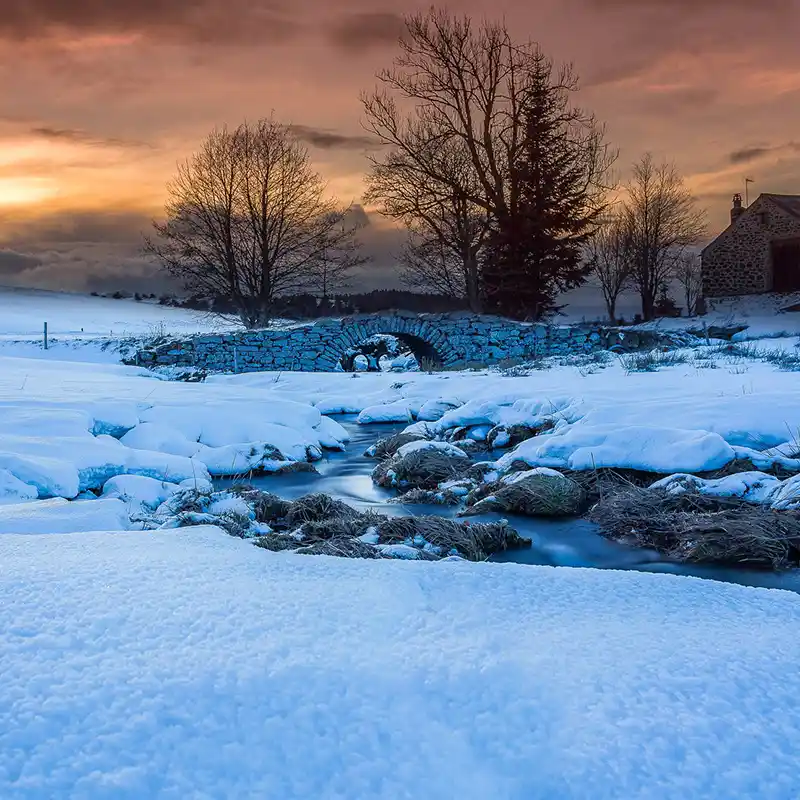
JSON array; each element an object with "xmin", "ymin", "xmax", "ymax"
[{"xmin": 482, "ymin": 52, "xmax": 610, "ymax": 319}]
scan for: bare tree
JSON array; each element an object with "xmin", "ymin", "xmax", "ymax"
[
  {"xmin": 365, "ymin": 129, "xmax": 489, "ymax": 311},
  {"xmin": 587, "ymin": 212, "xmax": 633, "ymax": 322},
  {"xmin": 620, "ymin": 154, "xmax": 707, "ymax": 321},
  {"xmin": 361, "ymin": 10, "xmax": 615, "ymax": 318},
  {"xmin": 673, "ymin": 251, "xmax": 703, "ymax": 317},
  {"xmin": 145, "ymin": 119, "xmax": 364, "ymax": 328}
]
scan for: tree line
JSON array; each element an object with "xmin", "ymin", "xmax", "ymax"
[{"xmin": 146, "ymin": 8, "xmax": 707, "ymax": 328}]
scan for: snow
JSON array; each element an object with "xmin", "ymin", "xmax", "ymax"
[
  {"xmin": 771, "ymin": 475, "xmax": 800, "ymax": 510},
  {"xmin": 4, "ymin": 291, "xmax": 800, "ymax": 795},
  {"xmin": 0, "ymin": 497, "xmax": 130, "ymax": 534},
  {"xmin": 0, "ymin": 356, "xmax": 350, "ymax": 499},
  {"xmin": 101, "ymin": 475, "xmax": 182, "ymax": 512},
  {"xmin": 395, "ymin": 439, "xmax": 468, "ymax": 459},
  {"xmin": 0, "ymin": 469, "xmax": 38, "ymax": 505},
  {"xmin": 357, "ymin": 399, "xmax": 417, "ymax": 423},
  {"xmin": 0, "ymin": 287, "xmax": 241, "ymax": 340},
  {"xmin": 1, "ymin": 526, "xmax": 800, "ymax": 797},
  {"xmin": 652, "ymin": 471, "xmax": 800, "ymax": 509},
  {"xmin": 498, "ymin": 425, "xmax": 737, "ymax": 474}
]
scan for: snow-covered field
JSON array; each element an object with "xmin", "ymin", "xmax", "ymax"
[
  {"xmin": 3, "ymin": 526, "xmax": 800, "ymax": 798},
  {"xmin": 0, "ymin": 287, "xmax": 242, "ymax": 339},
  {"xmin": 3, "ymin": 289, "xmax": 800, "ymax": 797}
]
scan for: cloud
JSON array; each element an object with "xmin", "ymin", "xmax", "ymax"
[
  {"xmin": 327, "ymin": 12, "xmax": 404, "ymax": 51},
  {"xmin": 584, "ymin": 0, "xmax": 792, "ymax": 10},
  {"xmin": 289, "ymin": 125, "xmax": 379, "ymax": 151},
  {"xmin": 0, "ymin": 205, "xmax": 408, "ymax": 293},
  {"xmin": 0, "ymin": 0, "xmax": 300, "ymax": 45},
  {"xmin": 728, "ymin": 142, "xmax": 800, "ymax": 165},
  {"xmin": 0, "ymin": 209, "xmax": 152, "ymax": 247},
  {"xmin": 635, "ymin": 87, "xmax": 718, "ymax": 114},
  {"xmin": 728, "ymin": 146, "xmax": 772, "ymax": 165},
  {"xmin": 30, "ymin": 126, "xmax": 151, "ymax": 149},
  {"xmin": 0, "ymin": 249, "xmax": 42, "ymax": 275}
]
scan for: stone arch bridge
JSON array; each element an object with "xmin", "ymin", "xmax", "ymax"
[{"xmin": 137, "ymin": 312, "xmax": 637, "ymax": 372}]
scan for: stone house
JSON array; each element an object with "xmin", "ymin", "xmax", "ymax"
[{"xmin": 701, "ymin": 193, "xmax": 800, "ymax": 297}]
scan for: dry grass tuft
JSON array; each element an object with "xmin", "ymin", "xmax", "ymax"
[
  {"xmin": 590, "ymin": 487, "xmax": 800, "ymax": 569},
  {"xmin": 366, "ymin": 432, "xmax": 427, "ymax": 460},
  {"xmin": 372, "ymin": 448, "xmax": 472, "ymax": 490},
  {"xmin": 391, "ymin": 488, "xmax": 463, "ymax": 506},
  {"xmin": 284, "ymin": 493, "xmax": 361, "ymax": 526},
  {"xmin": 295, "ymin": 538, "xmax": 381, "ymax": 559},
  {"xmin": 231, "ymin": 486, "xmax": 292, "ymax": 523},
  {"xmin": 464, "ymin": 472, "xmax": 586, "ymax": 517},
  {"xmin": 253, "ymin": 534, "xmax": 302, "ymax": 552},
  {"xmin": 375, "ymin": 515, "xmax": 530, "ymax": 561}
]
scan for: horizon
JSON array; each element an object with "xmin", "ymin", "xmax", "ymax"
[{"xmin": 1, "ymin": 0, "xmax": 799, "ymax": 294}]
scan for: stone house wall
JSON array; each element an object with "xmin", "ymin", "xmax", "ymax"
[{"xmin": 702, "ymin": 196, "xmax": 800, "ymax": 297}]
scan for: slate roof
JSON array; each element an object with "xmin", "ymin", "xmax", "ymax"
[{"xmin": 763, "ymin": 194, "xmax": 800, "ymax": 221}]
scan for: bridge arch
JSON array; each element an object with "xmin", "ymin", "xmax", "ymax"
[{"xmin": 324, "ymin": 314, "xmax": 460, "ymax": 370}]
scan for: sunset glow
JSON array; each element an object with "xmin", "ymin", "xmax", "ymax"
[{"xmin": 1, "ymin": 0, "xmax": 798, "ymax": 291}]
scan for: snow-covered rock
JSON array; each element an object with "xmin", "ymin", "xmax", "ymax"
[
  {"xmin": 357, "ymin": 400, "xmax": 417, "ymax": 424},
  {"xmin": 102, "ymin": 475, "xmax": 182, "ymax": 511},
  {"xmin": 498, "ymin": 425, "xmax": 736, "ymax": 474},
  {"xmin": 395, "ymin": 440, "xmax": 468, "ymax": 459},
  {"xmin": 651, "ymin": 471, "xmax": 783, "ymax": 505}
]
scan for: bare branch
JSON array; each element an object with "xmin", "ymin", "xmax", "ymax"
[{"xmin": 145, "ymin": 118, "xmax": 364, "ymax": 328}]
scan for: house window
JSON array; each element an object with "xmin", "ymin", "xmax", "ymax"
[{"xmin": 758, "ymin": 211, "xmax": 768, "ymax": 226}]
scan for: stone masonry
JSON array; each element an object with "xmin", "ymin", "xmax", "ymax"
[
  {"xmin": 136, "ymin": 311, "xmax": 669, "ymax": 373},
  {"xmin": 702, "ymin": 194, "xmax": 800, "ymax": 297}
]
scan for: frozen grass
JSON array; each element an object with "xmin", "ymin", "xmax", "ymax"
[
  {"xmin": 619, "ymin": 350, "xmax": 690, "ymax": 374},
  {"xmin": 365, "ymin": 431, "xmax": 427, "ymax": 459},
  {"xmin": 372, "ymin": 448, "xmax": 473, "ymax": 490},
  {"xmin": 590, "ymin": 487, "xmax": 800, "ymax": 569},
  {"xmin": 391, "ymin": 488, "xmax": 463, "ymax": 506},
  {"xmin": 238, "ymin": 490, "xmax": 529, "ymax": 562},
  {"xmin": 376, "ymin": 515, "xmax": 531, "ymax": 561},
  {"xmin": 464, "ymin": 470, "xmax": 587, "ymax": 518}
]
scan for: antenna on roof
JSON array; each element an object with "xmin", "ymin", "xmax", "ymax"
[{"xmin": 744, "ymin": 177, "xmax": 754, "ymax": 207}]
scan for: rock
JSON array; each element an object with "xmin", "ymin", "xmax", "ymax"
[{"xmin": 464, "ymin": 468, "xmax": 586, "ymax": 517}]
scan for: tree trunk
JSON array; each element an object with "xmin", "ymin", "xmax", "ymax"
[
  {"xmin": 464, "ymin": 252, "xmax": 482, "ymax": 313},
  {"xmin": 640, "ymin": 289, "xmax": 655, "ymax": 321},
  {"xmin": 605, "ymin": 296, "xmax": 617, "ymax": 324}
]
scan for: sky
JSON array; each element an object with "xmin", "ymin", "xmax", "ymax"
[{"xmin": 0, "ymin": 0, "xmax": 798, "ymax": 294}]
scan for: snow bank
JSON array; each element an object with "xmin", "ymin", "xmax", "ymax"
[
  {"xmin": 0, "ymin": 497, "xmax": 130, "ymax": 534},
  {"xmin": 497, "ymin": 425, "xmax": 736, "ymax": 474},
  {"xmin": 653, "ymin": 471, "xmax": 800, "ymax": 509},
  {"xmin": 0, "ymin": 469, "xmax": 37, "ymax": 505},
  {"xmin": 357, "ymin": 400, "xmax": 417, "ymax": 424},
  {"xmin": 102, "ymin": 475, "xmax": 182, "ymax": 511},
  {"xmin": 2, "ymin": 527, "xmax": 800, "ymax": 797}
]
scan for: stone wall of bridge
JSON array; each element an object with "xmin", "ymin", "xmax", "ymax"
[{"xmin": 135, "ymin": 312, "xmax": 666, "ymax": 372}]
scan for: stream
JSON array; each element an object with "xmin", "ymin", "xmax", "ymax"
[{"xmin": 223, "ymin": 416, "xmax": 800, "ymax": 594}]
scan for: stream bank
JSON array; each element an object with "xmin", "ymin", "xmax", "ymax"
[{"xmin": 215, "ymin": 416, "xmax": 800, "ymax": 593}]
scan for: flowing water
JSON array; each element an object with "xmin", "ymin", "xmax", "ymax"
[{"xmin": 221, "ymin": 416, "xmax": 800, "ymax": 594}]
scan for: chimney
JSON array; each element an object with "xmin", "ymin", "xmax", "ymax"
[{"xmin": 730, "ymin": 193, "xmax": 745, "ymax": 224}]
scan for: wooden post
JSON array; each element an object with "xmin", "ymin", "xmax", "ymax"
[
  {"xmin": 233, "ymin": 347, "xmax": 238, "ymax": 374},
  {"xmin": 43, "ymin": 322, "xmax": 48, "ymax": 350}
]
